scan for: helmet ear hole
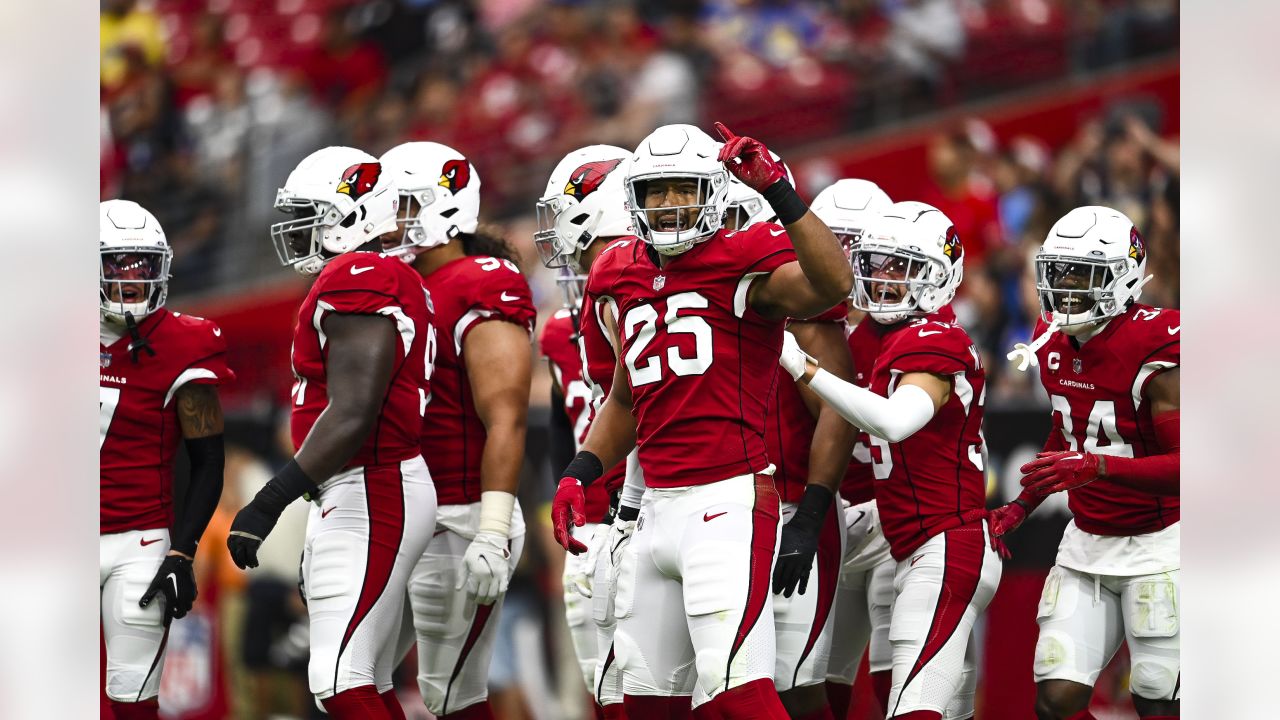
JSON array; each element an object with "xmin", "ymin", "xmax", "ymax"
[{"xmin": 570, "ymin": 213, "xmax": 590, "ymax": 226}]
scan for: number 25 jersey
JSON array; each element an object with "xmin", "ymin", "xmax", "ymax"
[{"xmin": 584, "ymin": 224, "xmax": 797, "ymax": 488}]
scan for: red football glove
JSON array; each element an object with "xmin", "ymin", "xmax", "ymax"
[
  {"xmin": 960, "ymin": 508, "xmax": 1011, "ymax": 559},
  {"xmin": 714, "ymin": 122, "xmax": 787, "ymax": 193},
  {"xmin": 1020, "ymin": 451, "xmax": 1102, "ymax": 496},
  {"xmin": 987, "ymin": 501, "xmax": 1029, "ymax": 538},
  {"xmin": 551, "ymin": 478, "xmax": 589, "ymax": 554}
]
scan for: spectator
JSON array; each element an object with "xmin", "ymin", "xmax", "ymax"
[
  {"xmin": 881, "ymin": 0, "xmax": 965, "ymax": 114},
  {"xmin": 100, "ymin": 0, "xmax": 165, "ymax": 92}
]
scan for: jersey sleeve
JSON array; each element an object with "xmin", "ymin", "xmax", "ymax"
[
  {"xmin": 455, "ymin": 259, "xmax": 537, "ymax": 354},
  {"xmin": 539, "ymin": 310, "xmax": 579, "ymax": 371},
  {"xmin": 313, "ymin": 256, "xmax": 406, "ymax": 315},
  {"xmin": 732, "ymin": 222, "xmax": 798, "ymax": 319},
  {"xmin": 164, "ymin": 316, "xmax": 235, "ymax": 407},
  {"xmin": 1130, "ymin": 307, "xmax": 1179, "ymax": 410},
  {"xmin": 883, "ymin": 321, "xmax": 975, "ymax": 376}
]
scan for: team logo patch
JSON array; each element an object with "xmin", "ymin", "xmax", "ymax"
[
  {"xmin": 100, "ymin": 351, "xmax": 112, "ymax": 368},
  {"xmin": 1129, "ymin": 226, "xmax": 1146, "ymax": 263},
  {"xmin": 564, "ymin": 159, "xmax": 623, "ymax": 201},
  {"xmin": 438, "ymin": 159, "xmax": 471, "ymax": 195},
  {"xmin": 337, "ymin": 162, "xmax": 381, "ymax": 200},
  {"xmin": 942, "ymin": 226, "xmax": 963, "ymax": 264},
  {"xmin": 653, "ymin": 274, "xmax": 666, "ymax": 291}
]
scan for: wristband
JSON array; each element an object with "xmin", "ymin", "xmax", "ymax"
[
  {"xmin": 478, "ymin": 490, "xmax": 516, "ymax": 537},
  {"xmin": 617, "ymin": 505, "xmax": 640, "ymax": 522},
  {"xmin": 563, "ymin": 451, "xmax": 604, "ymax": 487},
  {"xmin": 791, "ymin": 484, "xmax": 834, "ymax": 530},
  {"xmin": 254, "ymin": 459, "xmax": 319, "ymax": 516},
  {"xmin": 762, "ymin": 179, "xmax": 809, "ymax": 226}
]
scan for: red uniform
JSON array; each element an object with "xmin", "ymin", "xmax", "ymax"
[
  {"xmin": 420, "ymin": 255, "xmax": 537, "ymax": 505},
  {"xmin": 100, "ymin": 308, "xmax": 234, "ymax": 535},
  {"xmin": 540, "ymin": 308, "xmax": 611, "ymax": 522},
  {"xmin": 1033, "ymin": 304, "xmax": 1181, "ymax": 535},
  {"xmin": 868, "ymin": 312, "xmax": 987, "ymax": 560},
  {"xmin": 290, "ymin": 252, "xmax": 434, "ymax": 469},
  {"xmin": 765, "ymin": 306, "xmax": 847, "ymax": 502},
  {"xmin": 584, "ymin": 224, "xmax": 796, "ymax": 488}
]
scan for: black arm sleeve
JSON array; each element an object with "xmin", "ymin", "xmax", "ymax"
[
  {"xmin": 548, "ymin": 386, "xmax": 577, "ymax": 485},
  {"xmin": 173, "ymin": 434, "xmax": 225, "ymax": 557}
]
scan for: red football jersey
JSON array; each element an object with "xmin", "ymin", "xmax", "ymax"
[
  {"xmin": 869, "ymin": 312, "xmax": 987, "ymax": 560},
  {"xmin": 577, "ymin": 277, "xmax": 626, "ymax": 498},
  {"xmin": 765, "ymin": 306, "xmax": 848, "ymax": 503},
  {"xmin": 840, "ymin": 305, "xmax": 957, "ymax": 505},
  {"xmin": 420, "ymin": 256, "xmax": 537, "ymax": 505},
  {"xmin": 1033, "ymin": 304, "xmax": 1180, "ymax": 535},
  {"xmin": 100, "ymin": 309, "xmax": 234, "ymax": 535},
  {"xmin": 540, "ymin": 307, "xmax": 610, "ymax": 521},
  {"xmin": 290, "ymin": 252, "xmax": 434, "ymax": 470},
  {"xmin": 585, "ymin": 223, "xmax": 798, "ymax": 488}
]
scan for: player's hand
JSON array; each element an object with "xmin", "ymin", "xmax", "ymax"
[
  {"xmin": 1020, "ymin": 451, "xmax": 1102, "ymax": 496},
  {"xmin": 987, "ymin": 501, "xmax": 1029, "ymax": 538},
  {"xmin": 459, "ymin": 531, "xmax": 512, "ymax": 605},
  {"xmin": 773, "ymin": 514, "xmax": 821, "ymax": 598},
  {"xmin": 552, "ymin": 478, "xmax": 589, "ymax": 554},
  {"xmin": 779, "ymin": 330, "xmax": 815, "ymax": 382},
  {"xmin": 605, "ymin": 512, "xmax": 638, "ymax": 596},
  {"xmin": 714, "ymin": 122, "xmax": 787, "ymax": 193},
  {"xmin": 227, "ymin": 502, "xmax": 280, "ymax": 570},
  {"xmin": 139, "ymin": 554, "xmax": 197, "ymax": 621}
]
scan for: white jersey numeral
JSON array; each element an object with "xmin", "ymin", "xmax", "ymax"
[
  {"xmin": 99, "ymin": 386, "xmax": 121, "ymax": 449},
  {"xmin": 420, "ymin": 323, "xmax": 439, "ymax": 416},
  {"xmin": 1050, "ymin": 395, "xmax": 1134, "ymax": 457},
  {"xmin": 622, "ymin": 291, "xmax": 714, "ymax": 387},
  {"xmin": 565, "ymin": 378, "xmax": 594, "ymax": 449},
  {"xmin": 868, "ymin": 433, "xmax": 892, "ymax": 480},
  {"xmin": 474, "ymin": 257, "xmax": 520, "ymax": 273}
]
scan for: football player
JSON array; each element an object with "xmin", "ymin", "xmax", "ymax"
[
  {"xmin": 803, "ymin": 180, "xmax": 900, "ymax": 718},
  {"xmin": 100, "ymin": 199, "xmax": 233, "ymax": 720},
  {"xmin": 551, "ymin": 123, "xmax": 853, "ymax": 718},
  {"xmin": 535, "ymin": 144, "xmax": 636, "ymax": 719},
  {"xmin": 226, "ymin": 147, "xmax": 437, "ymax": 719},
  {"xmin": 780, "ymin": 202, "xmax": 1000, "ymax": 720},
  {"xmin": 992, "ymin": 206, "xmax": 1180, "ymax": 720},
  {"xmin": 380, "ymin": 141, "xmax": 536, "ymax": 720}
]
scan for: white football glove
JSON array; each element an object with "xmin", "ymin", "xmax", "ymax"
[
  {"xmin": 458, "ymin": 531, "xmax": 511, "ymax": 605},
  {"xmin": 605, "ymin": 516, "xmax": 637, "ymax": 592},
  {"xmin": 567, "ymin": 526, "xmax": 605, "ymax": 598},
  {"xmin": 779, "ymin": 330, "xmax": 815, "ymax": 381}
]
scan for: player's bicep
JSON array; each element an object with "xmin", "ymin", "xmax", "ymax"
[
  {"xmin": 464, "ymin": 320, "xmax": 532, "ymax": 429},
  {"xmin": 749, "ymin": 261, "xmax": 832, "ymax": 321},
  {"xmin": 175, "ymin": 383, "xmax": 224, "ymax": 439},
  {"xmin": 897, "ymin": 372, "xmax": 951, "ymax": 412},
  {"xmin": 1145, "ymin": 367, "xmax": 1180, "ymax": 415},
  {"xmin": 323, "ymin": 313, "xmax": 397, "ymax": 416}
]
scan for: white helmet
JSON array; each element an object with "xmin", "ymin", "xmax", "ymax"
[
  {"xmin": 851, "ymin": 201, "xmax": 964, "ymax": 325},
  {"xmin": 100, "ymin": 199, "xmax": 171, "ymax": 323},
  {"xmin": 1035, "ymin": 205, "xmax": 1150, "ymax": 335},
  {"xmin": 380, "ymin": 141, "xmax": 481, "ymax": 257},
  {"xmin": 811, "ymin": 178, "xmax": 892, "ymax": 250},
  {"xmin": 272, "ymin": 146, "xmax": 399, "ymax": 276},
  {"xmin": 535, "ymin": 145, "xmax": 632, "ymax": 272},
  {"xmin": 624, "ymin": 124, "xmax": 730, "ymax": 256},
  {"xmin": 722, "ymin": 152, "xmax": 792, "ymax": 231}
]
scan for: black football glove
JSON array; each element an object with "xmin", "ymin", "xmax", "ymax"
[
  {"xmin": 227, "ymin": 503, "xmax": 279, "ymax": 570},
  {"xmin": 139, "ymin": 554, "xmax": 197, "ymax": 621},
  {"xmin": 771, "ymin": 485, "xmax": 834, "ymax": 598}
]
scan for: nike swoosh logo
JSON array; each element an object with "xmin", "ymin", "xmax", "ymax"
[
  {"xmin": 910, "ymin": 555, "xmax": 924, "ymax": 566},
  {"xmin": 321, "ymin": 506, "xmax": 336, "ymax": 518},
  {"xmin": 703, "ymin": 511, "xmax": 728, "ymax": 522},
  {"xmin": 213, "ymin": 327, "xmax": 222, "ymax": 337},
  {"xmin": 1168, "ymin": 325, "xmax": 1180, "ymax": 335},
  {"xmin": 140, "ymin": 537, "xmax": 163, "ymax": 547},
  {"xmin": 350, "ymin": 266, "xmax": 374, "ymax": 275},
  {"xmin": 769, "ymin": 228, "xmax": 786, "ymax": 237},
  {"xmin": 919, "ymin": 329, "xmax": 943, "ymax": 337},
  {"xmin": 852, "ymin": 511, "xmax": 866, "ymax": 527},
  {"xmin": 500, "ymin": 292, "xmax": 521, "ymax": 302}
]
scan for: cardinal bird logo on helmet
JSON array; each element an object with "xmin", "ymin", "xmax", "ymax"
[
  {"xmin": 439, "ymin": 159, "xmax": 471, "ymax": 195},
  {"xmin": 942, "ymin": 226, "xmax": 963, "ymax": 265},
  {"xmin": 564, "ymin": 159, "xmax": 624, "ymax": 201},
  {"xmin": 337, "ymin": 162, "xmax": 382, "ymax": 200},
  {"xmin": 1128, "ymin": 226, "xmax": 1146, "ymax": 263}
]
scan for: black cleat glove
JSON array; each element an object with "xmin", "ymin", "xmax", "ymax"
[
  {"xmin": 140, "ymin": 554, "xmax": 197, "ymax": 620},
  {"xmin": 772, "ymin": 485, "xmax": 834, "ymax": 598}
]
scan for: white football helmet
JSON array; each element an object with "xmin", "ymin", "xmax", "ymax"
[
  {"xmin": 380, "ymin": 141, "xmax": 481, "ymax": 257},
  {"xmin": 625, "ymin": 124, "xmax": 730, "ymax": 256},
  {"xmin": 535, "ymin": 145, "xmax": 632, "ymax": 271},
  {"xmin": 851, "ymin": 201, "xmax": 964, "ymax": 325},
  {"xmin": 100, "ymin": 199, "xmax": 171, "ymax": 323},
  {"xmin": 272, "ymin": 146, "xmax": 399, "ymax": 276},
  {"xmin": 1035, "ymin": 205, "xmax": 1150, "ymax": 335}
]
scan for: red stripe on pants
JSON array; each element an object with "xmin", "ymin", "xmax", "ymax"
[
  {"xmin": 795, "ymin": 504, "xmax": 843, "ymax": 682},
  {"xmin": 727, "ymin": 475, "xmax": 781, "ymax": 678},
  {"xmin": 901, "ymin": 526, "xmax": 985, "ymax": 692}
]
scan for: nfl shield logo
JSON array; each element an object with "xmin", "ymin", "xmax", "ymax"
[
  {"xmin": 1073, "ymin": 358, "xmax": 1082, "ymax": 374},
  {"xmin": 653, "ymin": 275, "xmax": 666, "ymax": 292},
  {"xmin": 100, "ymin": 352, "xmax": 112, "ymax": 368}
]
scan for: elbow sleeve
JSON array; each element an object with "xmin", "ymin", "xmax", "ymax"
[
  {"xmin": 807, "ymin": 369, "xmax": 937, "ymax": 442},
  {"xmin": 174, "ymin": 434, "xmax": 225, "ymax": 556}
]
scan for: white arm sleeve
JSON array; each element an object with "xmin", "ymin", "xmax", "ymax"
[
  {"xmin": 620, "ymin": 448, "xmax": 645, "ymax": 510},
  {"xmin": 806, "ymin": 368, "xmax": 938, "ymax": 443}
]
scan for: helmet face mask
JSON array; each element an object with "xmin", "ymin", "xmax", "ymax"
[
  {"xmin": 100, "ymin": 199, "xmax": 171, "ymax": 323},
  {"xmin": 625, "ymin": 125, "xmax": 729, "ymax": 257},
  {"xmin": 846, "ymin": 201, "xmax": 963, "ymax": 325},
  {"xmin": 1035, "ymin": 254, "xmax": 1127, "ymax": 333},
  {"xmin": 1036, "ymin": 206, "xmax": 1150, "ymax": 335},
  {"xmin": 270, "ymin": 194, "xmax": 350, "ymax": 275}
]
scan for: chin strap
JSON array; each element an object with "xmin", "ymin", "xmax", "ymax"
[
  {"xmin": 1006, "ymin": 318, "xmax": 1060, "ymax": 372},
  {"xmin": 124, "ymin": 311, "xmax": 156, "ymax": 363}
]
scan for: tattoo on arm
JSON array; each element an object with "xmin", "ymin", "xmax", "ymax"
[{"xmin": 176, "ymin": 383, "xmax": 225, "ymax": 439}]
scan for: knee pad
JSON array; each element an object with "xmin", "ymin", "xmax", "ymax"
[
  {"xmin": 1125, "ymin": 577, "xmax": 1178, "ymax": 639},
  {"xmin": 564, "ymin": 589, "xmax": 588, "ymax": 629},
  {"xmin": 1129, "ymin": 658, "xmax": 1179, "ymax": 701},
  {"xmin": 118, "ymin": 576, "xmax": 165, "ymax": 630},
  {"xmin": 693, "ymin": 646, "xmax": 729, "ymax": 698},
  {"xmin": 409, "ymin": 564, "xmax": 461, "ymax": 636},
  {"xmin": 682, "ymin": 544, "xmax": 740, "ymax": 617},
  {"xmin": 1033, "ymin": 630, "xmax": 1075, "ymax": 681},
  {"xmin": 612, "ymin": 628, "xmax": 661, "ymax": 695},
  {"xmin": 306, "ymin": 533, "xmax": 355, "ymax": 604},
  {"xmin": 419, "ymin": 677, "xmax": 449, "ymax": 715}
]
